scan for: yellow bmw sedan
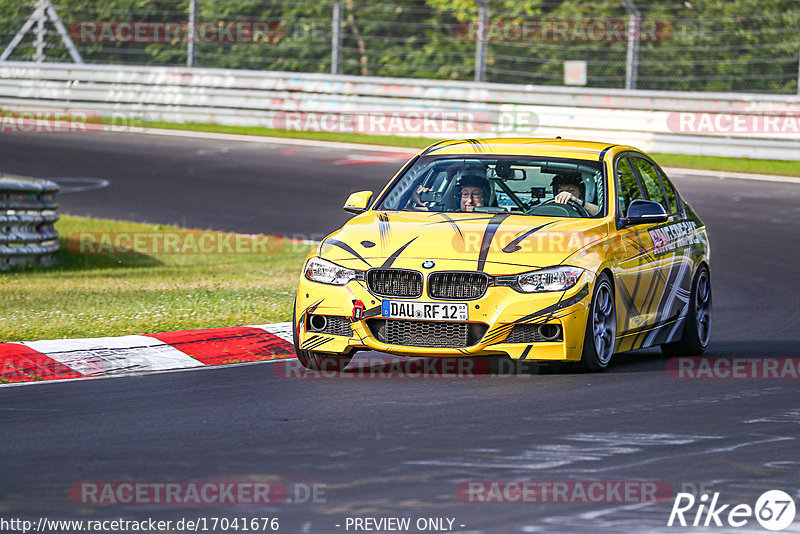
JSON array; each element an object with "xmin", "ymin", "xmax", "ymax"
[{"xmin": 293, "ymin": 138, "xmax": 711, "ymax": 372}]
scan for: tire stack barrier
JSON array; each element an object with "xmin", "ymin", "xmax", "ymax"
[{"xmin": 0, "ymin": 174, "xmax": 59, "ymax": 270}]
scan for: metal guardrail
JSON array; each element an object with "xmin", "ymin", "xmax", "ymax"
[
  {"xmin": 0, "ymin": 174, "xmax": 59, "ymax": 269},
  {"xmin": 0, "ymin": 61, "xmax": 799, "ymax": 160}
]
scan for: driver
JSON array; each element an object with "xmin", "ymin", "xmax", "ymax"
[
  {"xmin": 552, "ymin": 174, "xmax": 599, "ymax": 216},
  {"xmin": 411, "ymin": 173, "xmax": 491, "ymax": 213}
]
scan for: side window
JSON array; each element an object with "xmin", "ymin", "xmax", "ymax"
[
  {"xmin": 631, "ymin": 157, "xmax": 667, "ymax": 209},
  {"xmin": 657, "ymin": 168, "xmax": 681, "ymax": 214},
  {"xmin": 615, "ymin": 157, "xmax": 645, "ymax": 216}
]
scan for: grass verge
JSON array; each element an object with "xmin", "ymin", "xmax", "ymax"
[
  {"xmin": 0, "ymin": 215, "xmax": 313, "ymax": 342},
  {"xmin": 651, "ymin": 153, "xmax": 800, "ymax": 177}
]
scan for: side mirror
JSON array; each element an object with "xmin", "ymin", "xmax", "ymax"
[
  {"xmin": 343, "ymin": 190, "xmax": 373, "ymax": 214},
  {"xmin": 621, "ymin": 199, "xmax": 668, "ymax": 227}
]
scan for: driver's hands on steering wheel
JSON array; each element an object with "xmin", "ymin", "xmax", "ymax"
[{"xmin": 554, "ymin": 191, "xmax": 580, "ymax": 205}]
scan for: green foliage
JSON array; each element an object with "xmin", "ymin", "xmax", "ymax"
[{"xmin": 0, "ymin": 0, "xmax": 797, "ymax": 93}]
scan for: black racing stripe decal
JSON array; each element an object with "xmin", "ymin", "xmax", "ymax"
[
  {"xmin": 322, "ymin": 238, "xmax": 372, "ymax": 268},
  {"xmin": 616, "ymin": 280, "xmax": 639, "ymax": 319},
  {"xmin": 381, "ymin": 236, "xmax": 419, "ymax": 269},
  {"xmin": 483, "ymin": 326, "xmax": 515, "ymax": 344},
  {"xmin": 502, "ymin": 222, "xmax": 556, "ymax": 253},
  {"xmin": 637, "ymin": 269, "xmax": 667, "ymax": 334},
  {"xmin": 301, "ymin": 334, "xmax": 320, "ymax": 349},
  {"xmin": 629, "ymin": 237, "xmax": 645, "ymax": 301},
  {"xmin": 625, "ymin": 234, "xmax": 662, "ymax": 348},
  {"xmin": 519, "ymin": 345, "xmax": 532, "ymax": 361},
  {"xmin": 477, "ymin": 213, "xmax": 511, "ymax": 271},
  {"xmin": 299, "ymin": 299, "xmax": 324, "ymax": 336},
  {"xmin": 484, "ymin": 308, "xmax": 576, "ymax": 345},
  {"xmin": 303, "ymin": 337, "xmax": 332, "ymax": 351},
  {"xmin": 439, "ymin": 213, "xmax": 464, "ymax": 242},
  {"xmin": 483, "ymin": 284, "xmax": 591, "ymax": 343},
  {"xmin": 624, "ymin": 238, "xmax": 665, "ymax": 283},
  {"xmin": 467, "ymin": 139, "xmax": 486, "ymax": 154},
  {"xmin": 625, "ymin": 237, "xmax": 667, "ymax": 286},
  {"xmin": 634, "ymin": 255, "xmax": 683, "ymax": 348},
  {"xmin": 512, "ymin": 283, "xmax": 591, "ymax": 325}
]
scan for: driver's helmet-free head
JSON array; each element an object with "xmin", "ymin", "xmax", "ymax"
[
  {"xmin": 551, "ymin": 173, "xmax": 585, "ymax": 199},
  {"xmin": 455, "ymin": 174, "xmax": 491, "ymax": 202}
]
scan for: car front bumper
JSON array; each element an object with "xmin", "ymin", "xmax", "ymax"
[{"xmin": 294, "ymin": 270, "xmax": 596, "ymax": 362}]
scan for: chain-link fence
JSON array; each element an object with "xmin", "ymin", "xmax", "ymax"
[{"xmin": 1, "ymin": 0, "xmax": 799, "ymax": 94}]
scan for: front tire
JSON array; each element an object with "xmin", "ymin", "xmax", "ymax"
[
  {"xmin": 579, "ymin": 273, "xmax": 616, "ymax": 372},
  {"xmin": 661, "ymin": 265, "xmax": 711, "ymax": 357},
  {"xmin": 292, "ymin": 305, "xmax": 352, "ymax": 371}
]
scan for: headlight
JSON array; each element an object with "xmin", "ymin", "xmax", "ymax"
[
  {"xmin": 304, "ymin": 257, "xmax": 362, "ymax": 285},
  {"xmin": 506, "ymin": 266, "xmax": 584, "ymax": 293}
]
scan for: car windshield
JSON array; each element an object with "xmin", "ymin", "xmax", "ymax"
[{"xmin": 377, "ymin": 155, "xmax": 605, "ymax": 218}]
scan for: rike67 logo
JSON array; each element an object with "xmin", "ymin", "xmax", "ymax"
[{"xmin": 668, "ymin": 490, "xmax": 796, "ymax": 531}]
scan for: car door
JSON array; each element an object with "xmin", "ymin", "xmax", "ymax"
[
  {"xmin": 615, "ymin": 153, "xmax": 672, "ymax": 350},
  {"xmin": 642, "ymin": 165, "xmax": 698, "ymax": 344},
  {"xmin": 621, "ymin": 155, "xmax": 698, "ymax": 351},
  {"xmin": 629, "ymin": 156, "xmax": 677, "ymax": 330},
  {"xmin": 614, "ymin": 154, "xmax": 645, "ymax": 351}
]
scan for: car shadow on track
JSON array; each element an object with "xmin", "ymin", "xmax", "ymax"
[
  {"xmin": 600, "ymin": 340, "xmax": 799, "ymax": 375},
  {"xmin": 291, "ymin": 341, "xmax": 797, "ymax": 379}
]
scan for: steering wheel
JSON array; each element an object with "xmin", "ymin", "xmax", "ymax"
[{"xmin": 527, "ymin": 198, "xmax": 589, "ymax": 217}]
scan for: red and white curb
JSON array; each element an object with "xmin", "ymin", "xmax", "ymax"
[{"xmin": 0, "ymin": 323, "xmax": 295, "ymax": 385}]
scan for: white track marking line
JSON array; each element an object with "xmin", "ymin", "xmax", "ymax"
[
  {"xmin": 0, "ymin": 357, "xmax": 290, "ymax": 388},
  {"xmin": 247, "ymin": 322, "xmax": 295, "ymax": 344},
  {"xmin": 21, "ymin": 335, "xmax": 203, "ymax": 376}
]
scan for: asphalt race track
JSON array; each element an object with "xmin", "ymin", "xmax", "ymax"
[{"xmin": 2, "ymin": 131, "xmax": 800, "ymax": 533}]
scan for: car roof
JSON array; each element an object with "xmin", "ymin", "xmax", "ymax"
[{"xmin": 419, "ymin": 138, "xmax": 638, "ymax": 160}]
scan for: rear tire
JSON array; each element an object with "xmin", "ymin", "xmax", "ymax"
[
  {"xmin": 661, "ymin": 265, "xmax": 711, "ymax": 357},
  {"xmin": 292, "ymin": 304, "xmax": 352, "ymax": 371},
  {"xmin": 578, "ymin": 273, "xmax": 616, "ymax": 372}
]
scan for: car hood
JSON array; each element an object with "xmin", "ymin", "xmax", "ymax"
[{"xmin": 317, "ymin": 211, "xmax": 608, "ymax": 275}]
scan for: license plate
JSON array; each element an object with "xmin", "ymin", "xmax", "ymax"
[{"xmin": 381, "ymin": 300, "xmax": 468, "ymax": 321}]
